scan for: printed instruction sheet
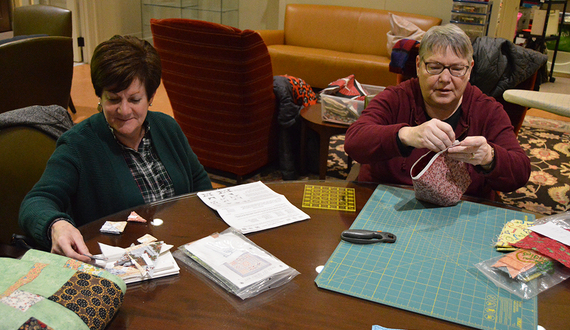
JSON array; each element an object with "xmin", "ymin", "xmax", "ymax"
[{"xmin": 198, "ymin": 181, "xmax": 310, "ymax": 233}]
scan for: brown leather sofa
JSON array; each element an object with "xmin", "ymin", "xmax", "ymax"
[{"xmin": 256, "ymin": 4, "xmax": 442, "ymax": 89}]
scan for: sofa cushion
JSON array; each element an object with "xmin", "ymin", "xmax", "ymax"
[
  {"xmin": 258, "ymin": 4, "xmax": 441, "ymax": 89},
  {"xmin": 269, "ymin": 45, "xmax": 393, "ymax": 88},
  {"xmin": 284, "ymin": 5, "xmax": 441, "ymax": 58}
]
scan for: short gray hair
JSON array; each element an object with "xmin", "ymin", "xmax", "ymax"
[{"xmin": 419, "ymin": 24, "xmax": 473, "ymax": 62}]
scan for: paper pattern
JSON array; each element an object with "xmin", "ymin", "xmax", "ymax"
[{"xmin": 197, "ymin": 181, "xmax": 310, "ymax": 233}]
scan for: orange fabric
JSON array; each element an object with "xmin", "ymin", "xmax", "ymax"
[
  {"xmin": 281, "ymin": 75, "xmax": 317, "ymax": 107},
  {"xmin": 1, "ymin": 263, "xmax": 47, "ymax": 298}
]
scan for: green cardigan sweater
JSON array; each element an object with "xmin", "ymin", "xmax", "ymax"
[{"xmin": 19, "ymin": 111, "xmax": 212, "ymax": 249}]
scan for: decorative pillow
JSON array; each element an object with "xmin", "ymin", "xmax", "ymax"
[
  {"xmin": 0, "ymin": 249, "xmax": 126, "ymax": 330},
  {"xmin": 410, "ymin": 149, "xmax": 471, "ymax": 206},
  {"xmin": 387, "ymin": 13, "xmax": 425, "ymax": 55}
]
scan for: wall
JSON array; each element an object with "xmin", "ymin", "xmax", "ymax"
[
  {"xmin": 240, "ymin": 0, "xmax": 280, "ymax": 30},
  {"xmin": 78, "ymin": 0, "xmax": 141, "ymax": 63}
]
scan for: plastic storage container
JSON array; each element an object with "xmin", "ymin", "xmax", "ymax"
[
  {"xmin": 452, "ymin": 1, "xmax": 489, "ymax": 14},
  {"xmin": 321, "ymin": 84, "xmax": 385, "ymax": 125},
  {"xmin": 453, "ymin": 23, "xmax": 487, "ymax": 41},
  {"xmin": 451, "ymin": 0, "xmax": 492, "ymax": 42},
  {"xmin": 451, "ymin": 13, "xmax": 488, "ymax": 25}
]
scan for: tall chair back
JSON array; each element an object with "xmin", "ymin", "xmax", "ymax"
[
  {"xmin": 0, "ymin": 127, "xmax": 56, "ymax": 245},
  {"xmin": 0, "ymin": 36, "xmax": 74, "ymax": 114},
  {"xmin": 150, "ymin": 18, "xmax": 278, "ymax": 179},
  {"xmin": 12, "ymin": 4, "xmax": 72, "ymax": 37},
  {"xmin": 0, "ymin": 105, "xmax": 73, "ymax": 246},
  {"xmin": 12, "ymin": 4, "xmax": 77, "ymax": 113}
]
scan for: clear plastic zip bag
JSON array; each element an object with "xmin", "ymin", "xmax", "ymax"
[
  {"xmin": 475, "ymin": 249, "xmax": 570, "ymax": 299},
  {"xmin": 175, "ymin": 227, "xmax": 300, "ymax": 300}
]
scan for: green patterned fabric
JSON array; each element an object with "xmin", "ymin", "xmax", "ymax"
[{"xmin": 0, "ymin": 249, "xmax": 126, "ymax": 330}]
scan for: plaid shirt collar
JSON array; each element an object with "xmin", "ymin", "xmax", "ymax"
[{"xmin": 111, "ymin": 121, "xmax": 175, "ymax": 203}]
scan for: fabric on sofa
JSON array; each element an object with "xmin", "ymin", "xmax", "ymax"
[
  {"xmin": 257, "ymin": 4, "xmax": 441, "ymax": 89},
  {"xmin": 386, "ymin": 13, "xmax": 426, "ymax": 54},
  {"xmin": 150, "ymin": 18, "xmax": 278, "ymax": 179}
]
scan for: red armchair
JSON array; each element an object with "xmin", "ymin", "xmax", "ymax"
[{"xmin": 150, "ymin": 19, "xmax": 278, "ymax": 180}]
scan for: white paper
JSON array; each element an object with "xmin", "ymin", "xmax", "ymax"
[
  {"xmin": 198, "ymin": 181, "xmax": 279, "ymax": 209},
  {"xmin": 198, "ymin": 181, "xmax": 310, "ymax": 233},
  {"xmin": 529, "ymin": 222, "xmax": 570, "ymax": 246},
  {"xmin": 98, "ymin": 242, "xmax": 180, "ymax": 284},
  {"xmin": 184, "ymin": 231, "xmax": 290, "ymax": 290}
]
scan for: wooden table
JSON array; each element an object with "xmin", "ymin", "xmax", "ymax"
[
  {"xmin": 300, "ymin": 103, "xmax": 352, "ymax": 179},
  {"xmin": 79, "ymin": 181, "xmax": 570, "ymax": 330}
]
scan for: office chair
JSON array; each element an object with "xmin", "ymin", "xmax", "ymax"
[
  {"xmin": 12, "ymin": 4, "xmax": 77, "ymax": 113},
  {"xmin": 151, "ymin": 18, "xmax": 278, "ymax": 181},
  {"xmin": 0, "ymin": 36, "xmax": 74, "ymax": 114}
]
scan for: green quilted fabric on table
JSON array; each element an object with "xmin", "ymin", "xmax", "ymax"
[{"xmin": 0, "ymin": 249, "xmax": 126, "ymax": 330}]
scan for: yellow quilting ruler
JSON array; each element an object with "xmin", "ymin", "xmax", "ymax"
[{"xmin": 302, "ymin": 185, "xmax": 356, "ymax": 211}]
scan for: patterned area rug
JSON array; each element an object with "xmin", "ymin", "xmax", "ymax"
[
  {"xmin": 498, "ymin": 116, "xmax": 570, "ymax": 215},
  {"xmin": 209, "ymin": 116, "xmax": 570, "ymax": 216}
]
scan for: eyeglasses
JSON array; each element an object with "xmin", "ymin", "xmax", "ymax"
[{"xmin": 423, "ymin": 61, "xmax": 470, "ymax": 77}]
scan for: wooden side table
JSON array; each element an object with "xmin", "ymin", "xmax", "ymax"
[{"xmin": 300, "ymin": 103, "xmax": 352, "ymax": 179}]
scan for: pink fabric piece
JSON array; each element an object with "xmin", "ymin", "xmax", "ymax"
[{"xmin": 411, "ymin": 149, "xmax": 471, "ymax": 206}]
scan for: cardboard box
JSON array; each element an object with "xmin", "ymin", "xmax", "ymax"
[{"xmin": 321, "ymin": 84, "xmax": 385, "ymax": 125}]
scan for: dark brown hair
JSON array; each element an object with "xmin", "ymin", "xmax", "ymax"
[{"xmin": 90, "ymin": 35, "xmax": 161, "ymax": 100}]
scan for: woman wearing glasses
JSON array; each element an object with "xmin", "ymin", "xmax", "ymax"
[{"xmin": 345, "ymin": 24, "xmax": 530, "ymax": 199}]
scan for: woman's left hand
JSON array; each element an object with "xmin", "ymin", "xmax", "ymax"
[{"xmin": 447, "ymin": 136, "xmax": 494, "ymax": 168}]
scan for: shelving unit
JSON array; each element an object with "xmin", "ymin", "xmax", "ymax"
[
  {"xmin": 141, "ymin": 0, "xmax": 239, "ymax": 43},
  {"xmin": 451, "ymin": 0, "xmax": 494, "ymax": 41},
  {"xmin": 518, "ymin": 0, "xmax": 568, "ymax": 82}
]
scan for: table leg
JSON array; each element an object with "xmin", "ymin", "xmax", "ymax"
[
  {"xmin": 300, "ymin": 120, "xmax": 307, "ymax": 175},
  {"xmin": 318, "ymin": 132, "xmax": 330, "ymax": 180}
]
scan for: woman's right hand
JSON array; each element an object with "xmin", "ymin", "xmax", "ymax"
[
  {"xmin": 398, "ymin": 118, "xmax": 456, "ymax": 152},
  {"xmin": 50, "ymin": 220, "xmax": 92, "ymax": 263}
]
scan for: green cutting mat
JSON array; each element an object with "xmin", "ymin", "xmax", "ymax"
[{"xmin": 315, "ymin": 185, "xmax": 537, "ymax": 330}]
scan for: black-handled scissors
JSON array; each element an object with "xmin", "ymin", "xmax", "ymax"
[{"xmin": 341, "ymin": 229, "xmax": 397, "ymax": 244}]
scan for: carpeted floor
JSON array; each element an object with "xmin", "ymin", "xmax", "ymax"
[
  {"xmin": 499, "ymin": 116, "xmax": 570, "ymax": 215},
  {"xmin": 218, "ymin": 115, "xmax": 570, "ymax": 216}
]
